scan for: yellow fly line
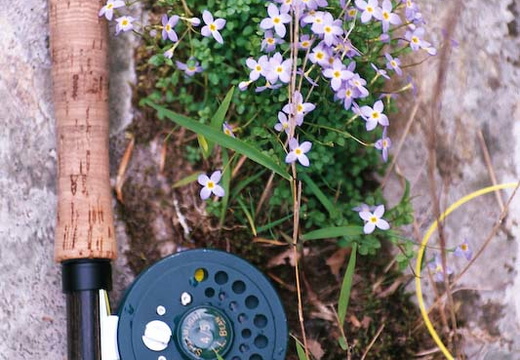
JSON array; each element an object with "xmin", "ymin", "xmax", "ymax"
[{"xmin": 415, "ymin": 182, "xmax": 519, "ymax": 360}]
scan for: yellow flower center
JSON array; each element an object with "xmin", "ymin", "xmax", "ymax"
[
  {"xmin": 324, "ymin": 26, "xmax": 332, "ymax": 34},
  {"xmin": 207, "ymin": 181, "xmax": 215, "ymax": 189},
  {"xmin": 297, "ymin": 104, "xmax": 304, "ymax": 113},
  {"xmin": 295, "ymin": 148, "xmax": 302, "ymax": 155},
  {"xmin": 255, "ymin": 65, "xmax": 262, "ymax": 71},
  {"xmin": 301, "ymin": 41, "xmax": 310, "ymax": 48},
  {"xmin": 273, "ymin": 17, "xmax": 281, "ymax": 24},
  {"xmin": 345, "ymin": 89, "xmax": 352, "ymax": 96},
  {"xmin": 165, "ymin": 24, "xmax": 171, "ymax": 31},
  {"xmin": 383, "ymin": 12, "xmax": 390, "ymax": 20},
  {"xmin": 391, "ymin": 60, "xmax": 397, "ymax": 67},
  {"xmin": 371, "ymin": 112, "xmax": 380, "ymax": 119},
  {"xmin": 224, "ymin": 129, "xmax": 232, "ymax": 135},
  {"xmin": 348, "ymin": 9, "xmax": 357, "ymax": 17},
  {"xmin": 210, "ymin": 23, "xmax": 217, "ymax": 31},
  {"xmin": 276, "ymin": 66, "xmax": 283, "ymax": 73},
  {"xmin": 412, "ymin": 36, "xmax": 419, "ymax": 44},
  {"xmin": 367, "ymin": 6, "xmax": 374, "ymax": 13},
  {"xmin": 107, "ymin": 4, "xmax": 114, "ymax": 9},
  {"xmin": 461, "ymin": 244, "xmax": 468, "ymax": 251},
  {"xmin": 382, "ymin": 139, "xmax": 388, "ymax": 147},
  {"xmin": 316, "ymin": 52, "xmax": 324, "ymax": 60},
  {"xmin": 267, "ymin": 38, "xmax": 275, "ymax": 44},
  {"xmin": 121, "ymin": 19, "xmax": 129, "ymax": 26},
  {"xmin": 333, "ymin": 70, "xmax": 341, "ymax": 78},
  {"xmin": 370, "ymin": 216, "xmax": 378, "ymax": 223}
]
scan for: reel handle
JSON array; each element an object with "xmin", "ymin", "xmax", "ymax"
[{"xmin": 49, "ymin": 0, "xmax": 116, "ymax": 262}]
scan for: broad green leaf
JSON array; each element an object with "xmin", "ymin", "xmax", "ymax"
[
  {"xmin": 300, "ymin": 173, "xmax": 336, "ymax": 217},
  {"xmin": 172, "ymin": 172, "xmax": 202, "ymax": 188},
  {"xmin": 338, "ymin": 335, "xmax": 348, "ymax": 350},
  {"xmin": 202, "ymin": 86, "xmax": 235, "ymax": 158},
  {"xmin": 144, "ymin": 99, "xmax": 291, "ymax": 181},
  {"xmin": 197, "ymin": 134, "xmax": 209, "ymax": 157},
  {"xmin": 338, "ymin": 242, "xmax": 357, "ymax": 327},
  {"xmin": 301, "ymin": 226, "xmax": 363, "ymax": 242}
]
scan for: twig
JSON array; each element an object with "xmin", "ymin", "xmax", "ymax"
[
  {"xmin": 360, "ymin": 323, "xmax": 385, "ymax": 360},
  {"xmin": 477, "ymin": 129, "xmax": 505, "ymax": 212}
]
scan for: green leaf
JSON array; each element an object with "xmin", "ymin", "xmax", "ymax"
[
  {"xmin": 256, "ymin": 213, "xmax": 293, "ymax": 234},
  {"xmin": 338, "ymin": 243, "xmax": 357, "ymax": 327},
  {"xmin": 300, "ymin": 173, "xmax": 336, "ymax": 217},
  {"xmin": 143, "ymin": 99, "xmax": 291, "ymax": 181},
  {"xmin": 205, "ymin": 86, "xmax": 235, "ymax": 157},
  {"xmin": 172, "ymin": 172, "xmax": 202, "ymax": 188},
  {"xmin": 301, "ymin": 226, "xmax": 363, "ymax": 242},
  {"xmin": 295, "ymin": 340, "xmax": 309, "ymax": 360},
  {"xmin": 219, "ymin": 149, "xmax": 232, "ymax": 226}
]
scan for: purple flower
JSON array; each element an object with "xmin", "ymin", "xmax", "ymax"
[
  {"xmin": 312, "ymin": 12, "xmax": 343, "ymax": 46},
  {"xmin": 238, "ymin": 80, "xmax": 251, "ymax": 91},
  {"xmin": 360, "ymin": 100, "xmax": 389, "ymax": 131},
  {"xmin": 260, "ymin": 3, "xmax": 291, "ymax": 38},
  {"xmin": 176, "ymin": 59, "xmax": 203, "ymax": 76},
  {"xmin": 335, "ymin": 84, "xmax": 357, "ymax": 110},
  {"xmin": 374, "ymin": 0, "xmax": 401, "ymax": 33},
  {"xmin": 186, "ymin": 17, "xmax": 201, "ymax": 26},
  {"xmin": 201, "ymin": 10, "xmax": 226, "ymax": 44},
  {"xmin": 348, "ymin": 73, "xmax": 369, "ymax": 98},
  {"xmin": 282, "ymin": 90, "xmax": 315, "ymax": 125},
  {"xmin": 261, "ymin": 30, "xmax": 284, "ymax": 52},
  {"xmin": 358, "ymin": 205, "xmax": 390, "ymax": 234},
  {"xmin": 161, "ymin": 14, "xmax": 180, "ymax": 42},
  {"xmin": 265, "ymin": 52, "xmax": 292, "ymax": 84},
  {"xmin": 285, "ymin": 138, "xmax": 312, "ymax": 166},
  {"xmin": 99, "ymin": 0, "xmax": 125, "ymax": 21},
  {"xmin": 246, "ymin": 55, "xmax": 269, "ymax": 81},
  {"xmin": 355, "ymin": 0, "xmax": 382, "ymax": 23},
  {"xmin": 454, "ymin": 240, "xmax": 473, "ymax": 261},
  {"xmin": 115, "ymin": 16, "xmax": 135, "ymax": 35},
  {"xmin": 298, "ymin": 35, "xmax": 314, "ymax": 51},
  {"xmin": 274, "ymin": 111, "xmax": 290, "ymax": 134},
  {"xmin": 323, "ymin": 58, "xmax": 353, "ymax": 91},
  {"xmin": 404, "ymin": 0, "xmax": 419, "ymax": 22},
  {"xmin": 385, "ymin": 53, "xmax": 402, "ymax": 76},
  {"xmin": 302, "ymin": 10, "xmax": 325, "ymax": 30},
  {"xmin": 298, "ymin": 0, "xmax": 328, "ymax": 10},
  {"xmin": 405, "ymin": 26, "xmax": 426, "ymax": 51},
  {"xmin": 223, "ymin": 122, "xmax": 235, "ymax": 137},
  {"xmin": 428, "ymin": 255, "xmax": 453, "ymax": 282},
  {"xmin": 308, "ymin": 43, "xmax": 332, "ymax": 67},
  {"xmin": 374, "ymin": 127, "xmax": 391, "ymax": 162},
  {"xmin": 370, "ymin": 63, "xmax": 390, "ymax": 80},
  {"xmin": 163, "ymin": 47, "xmax": 174, "ymax": 59},
  {"xmin": 198, "ymin": 171, "xmax": 225, "ymax": 200}
]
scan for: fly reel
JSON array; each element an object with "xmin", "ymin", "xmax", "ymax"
[{"xmin": 116, "ymin": 249, "xmax": 288, "ymax": 360}]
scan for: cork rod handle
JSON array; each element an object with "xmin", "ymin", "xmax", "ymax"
[{"xmin": 50, "ymin": 0, "xmax": 117, "ymax": 262}]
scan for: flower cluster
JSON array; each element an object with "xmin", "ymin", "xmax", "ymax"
[
  {"xmin": 98, "ymin": 1, "xmax": 226, "ymax": 77},
  {"xmin": 237, "ymin": 0, "xmax": 436, "ymax": 171}
]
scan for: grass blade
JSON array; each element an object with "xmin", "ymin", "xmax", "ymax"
[
  {"xmin": 143, "ymin": 99, "xmax": 291, "ymax": 181},
  {"xmin": 300, "ymin": 173, "xmax": 336, "ymax": 217},
  {"xmin": 205, "ymin": 86, "xmax": 235, "ymax": 157},
  {"xmin": 172, "ymin": 172, "xmax": 202, "ymax": 188},
  {"xmin": 338, "ymin": 242, "xmax": 357, "ymax": 327},
  {"xmin": 301, "ymin": 226, "xmax": 363, "ymax": 242}
]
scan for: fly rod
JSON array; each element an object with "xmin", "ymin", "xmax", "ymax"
[{"xmin": 49, "ymin": 0, "xmax": 117, "ymax": 358}]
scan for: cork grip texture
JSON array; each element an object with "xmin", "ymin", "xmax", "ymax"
[{"xmin": 50, "ymin": 0, "xmax": 117, "ymax": 262}]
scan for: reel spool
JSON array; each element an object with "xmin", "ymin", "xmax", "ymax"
[{"xmin": 117, "ymin": 249, "xmax": 287, "ymax": 360}]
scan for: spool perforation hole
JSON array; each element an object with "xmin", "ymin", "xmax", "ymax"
[
  {"xmin": 232, "ymin": 280, "xmax": 246, "ymax": 294},
  {"xmin": 254, "ymin": 335, "xmax": 268, "ymax": 349},
  {"xmin": 245, "ymin": 295, "xmax": 259, "ymax": 309},
  {"xmin": 241, "ymin": 328, "xmax": 252, "ymax": 339},
  {"xmin": 204, "ymin": 287, "xmax": 215, "ymax": 298},
  {"xmin": 253, "ymin": 314, "xmax": 268, "ymax": 329},
  {"xmin": 215, "ymin": 270, "xmax": 229, "ymax": 285}
]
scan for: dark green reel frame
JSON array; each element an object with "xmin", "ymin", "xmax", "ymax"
[{"xmin": 117, "ymin": 249, "xmax": 288, "ymax": 360}]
